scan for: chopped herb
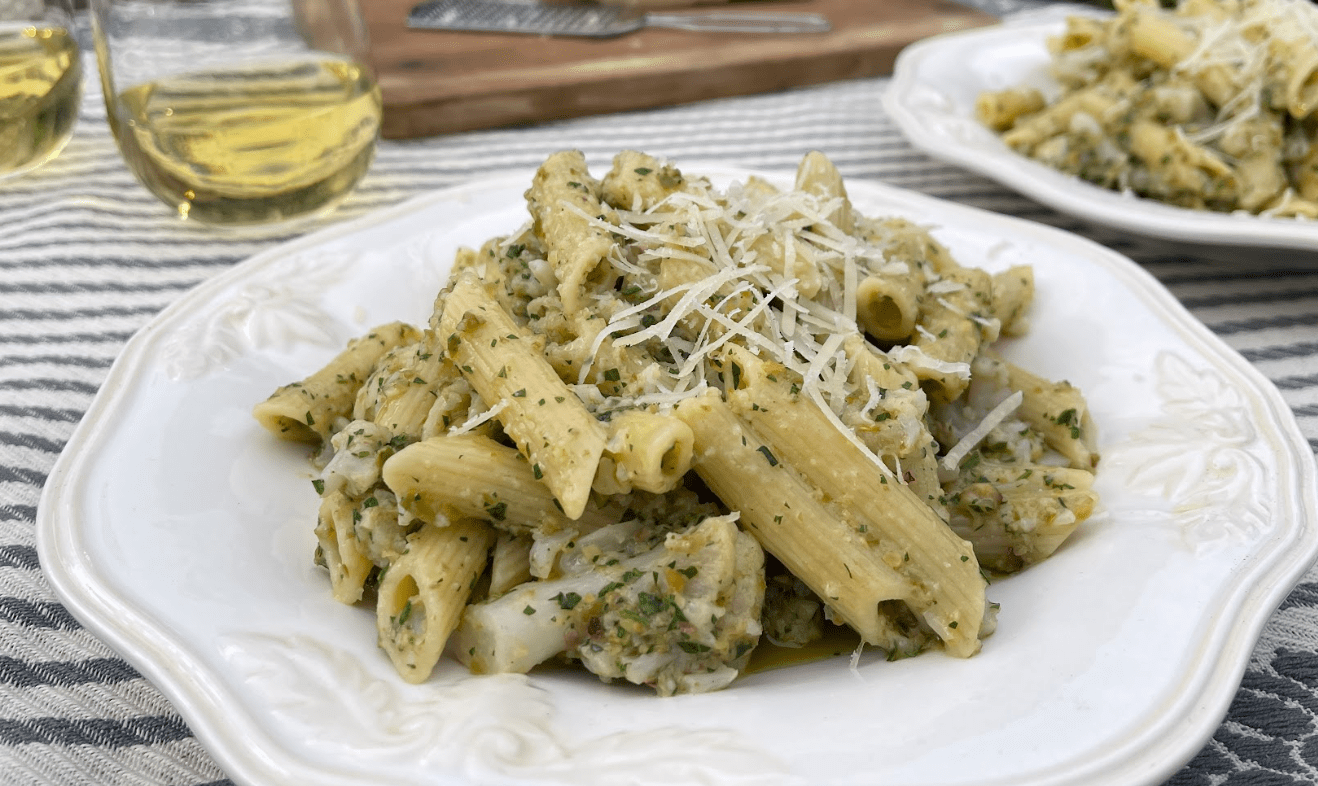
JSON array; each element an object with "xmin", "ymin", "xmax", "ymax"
[
  {"xmin": 637, "ymin": 592, "xmax": 667, "ymax": 616},
  {"xmin": 552, "ymin": 591, "xmax": 582, "ymax": 610}
]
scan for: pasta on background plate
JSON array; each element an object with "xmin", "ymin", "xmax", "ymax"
[
  {"xmin": 253, "ymin": 150, "xmax": 1101, "ymax": 696},
  {"xmin": 978, "ymin": 0, "xmax": 1318, "ymax": 216}
]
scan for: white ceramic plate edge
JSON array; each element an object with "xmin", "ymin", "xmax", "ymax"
[
  {"xmin": 882, "ymin": 15, "xmax": 1318, "ymax": 253},
  {"xmin": 35, "ymin": 171, "xmax": 1318, "ymax": 786},
  {"xmin": 32, "ymin": 187, "xmax": 495, "ymax": 786}
]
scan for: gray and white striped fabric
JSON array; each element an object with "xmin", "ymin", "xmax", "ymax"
[{"xmin": 4, "ymin": 4, "xmax": 1318, "ymax": 786}]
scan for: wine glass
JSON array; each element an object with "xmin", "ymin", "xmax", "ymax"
[
  {"xmin": 89, "ymin": 0, "xmax": 381, "ymax": 226},
  {"xmin": 0, "ymin": 0, "xmax": 81, "ymax": 181}
]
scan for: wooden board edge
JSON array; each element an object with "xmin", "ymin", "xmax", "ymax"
[{"xmin": 379, "ymin": 10, "xmax": 995, "ymax": 138}]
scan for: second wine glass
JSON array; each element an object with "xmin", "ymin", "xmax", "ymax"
[
  {"xmin": 90, "ymin": 0, "xmax": 381, "ymax": 226},
  {"xmin": 0, "ymin": 0, "xmax": 81, "ymax": 182}
]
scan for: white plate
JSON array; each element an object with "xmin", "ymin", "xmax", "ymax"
[
  {"xmin": 882, "ymin": 9, "xmax": 1318, "ymax": 258},
  {"xmin": 37, "ymin": 170, "xmax": 1318, "ymax": 786}
]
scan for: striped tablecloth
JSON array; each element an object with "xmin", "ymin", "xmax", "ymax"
[{"xmin": 4, "ymin": 4, "xmax": 1318, "ymax": 785}]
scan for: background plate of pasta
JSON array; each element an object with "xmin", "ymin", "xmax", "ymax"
[
  {"xmin": 37, "ymin": 152, "xmax": 1318, "ymax": 786},
  {"xmin": 884, "ymin": 0, "xmax": 1318, "ymax": 259}
]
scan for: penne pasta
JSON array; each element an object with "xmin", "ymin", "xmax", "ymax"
[
  {"xmin": 594, "ymin": 408, "xmax": 695, "ymax": 495},
  {"xmin": 382, "ymin": 433, "xmax": 615, "ymax": 534},
  {"xmin": 435, "ymin": 270, "xmax": 607, "ymax": 520},
  {"xmin": 981, "ymin": 0, "xmax": 1318, "ymax": 216},
  {"xmin": 253, "ymin": 322, "xmax": 420, "ymax": 444},
  {"xmin": 376, "ymin": 518, "xmax": 495, "ymax": 684},
  {"xmin": 255, "ymin": 149, "xmax": 1101, "ymax": 693}
]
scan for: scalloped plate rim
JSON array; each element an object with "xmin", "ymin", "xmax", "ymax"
[
  {"xmin": 35, "ymin": 169, "xmax": 1318, "ymax": 786},
  {"xmin": 882, "ymin": 13, "xmax": 1318, "ymax": 252}
]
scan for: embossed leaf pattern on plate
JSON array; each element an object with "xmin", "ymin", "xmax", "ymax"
[
  {"xmin": 224, "ymin": 632, "xmax": 803, "ymax": 786},
  {"xmin": 162, "ymin": 252, "xmax": 359, "ymax": 381},
  {"xmin": 1108, "ymin": 351, "xmax": 1269, "ymax": 545}
]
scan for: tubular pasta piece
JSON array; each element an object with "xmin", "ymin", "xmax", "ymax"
[
  {"xmin": 376, "ymin": 518, "xmax": 495, "ymax": 684},
  {"xmin": 673, "ymin": 391, "xmax": 962, "ymax": 656},
  {"xmin": 593, "ymin": 408, "xmax": 695, "ymax": 495},
  {"xmin": 314, "ymin": 489, "xmax": 376, "ymax": 605},
  {"xmin": 1005, "ymin": 360, "xmax": 1099, "ymax": 470},
  {"xmin": 253, "ymin": 322, "xmax": 420, "ymax": 444},
  {"xmin": 382, "ymin": 433, "xmax": 614, "ymax": 534},
  {"xmin": 720, "ymin": 355, "xmax": 988, "ymax": 658},
  {"xmin": 524, "ymin": 150, "xmax": 619, "ymax": 313},
  {"xmin": 436, "ymin": 270, "xmax": 607, "ymax": 519}
]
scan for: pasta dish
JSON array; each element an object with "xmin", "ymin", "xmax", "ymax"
[
  {"xmin": 977, "ymin": 0, "xmax": 1318, "ymax": 216},
  {"xmin": 252, "ymin": 151, "xmax": 1100, "ymax": 695}
]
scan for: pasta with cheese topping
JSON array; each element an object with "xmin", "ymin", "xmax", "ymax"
[
  {"xmin": 253, "ymin": 150, "xmax": 1101, "ymax": 695},
  {"xmin": 978, "ymin": 0, "xmax": 1318, "ymax": 216}
]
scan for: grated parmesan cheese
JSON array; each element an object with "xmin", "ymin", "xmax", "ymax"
[
  {"xmin": 448, "ymin": 399, "xmax": 508, "ymax": 436},
  {"xmin": 940, "ymin": 390, "xmax": 1024, "ymax": 471}
]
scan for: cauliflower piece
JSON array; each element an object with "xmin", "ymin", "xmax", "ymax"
[
  {"xmin": 451, "ymin": 514, "xmax": 765, "ymax": 696},
  {"xmin": 320, "ymin": 420, "xmax": 396, "ymax": 498},
  {"xmin": 944, "ymin": 460, "xmax": 1098, "ymax": 573},
  {"xmin": 575, "ymin": 513, "xmax": 764, "ymax": 696}
]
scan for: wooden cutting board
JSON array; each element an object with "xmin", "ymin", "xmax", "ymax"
[{"xmin": 313, "ymin": 0, "xmax": 997, "ymax": 139}]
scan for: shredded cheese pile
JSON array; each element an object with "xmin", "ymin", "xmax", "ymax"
[{"xmin": 553, "ymin": 180, "xmax": 949, "ymax": 476}]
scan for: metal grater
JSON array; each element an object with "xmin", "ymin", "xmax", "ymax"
[{"xmin": 406, "ymin": 0, "xmax": 830, "ymax": 38}]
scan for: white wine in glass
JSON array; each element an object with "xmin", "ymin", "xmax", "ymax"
[
  {"xmin": 92, "ymin": 0, "xmax": 381, "ymax": 226},
  {"xmin": 0, "ymin": 1, "xmax": 81, "ymax": 180}
]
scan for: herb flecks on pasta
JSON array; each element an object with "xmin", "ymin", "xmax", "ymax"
[
  {"xmin": 978, "ymin": 0, "xmax": 1318, "ymax": 217},
  {"xmin": 253, "ymin": 150, "xmax": 1101, "ymax": 695}
]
